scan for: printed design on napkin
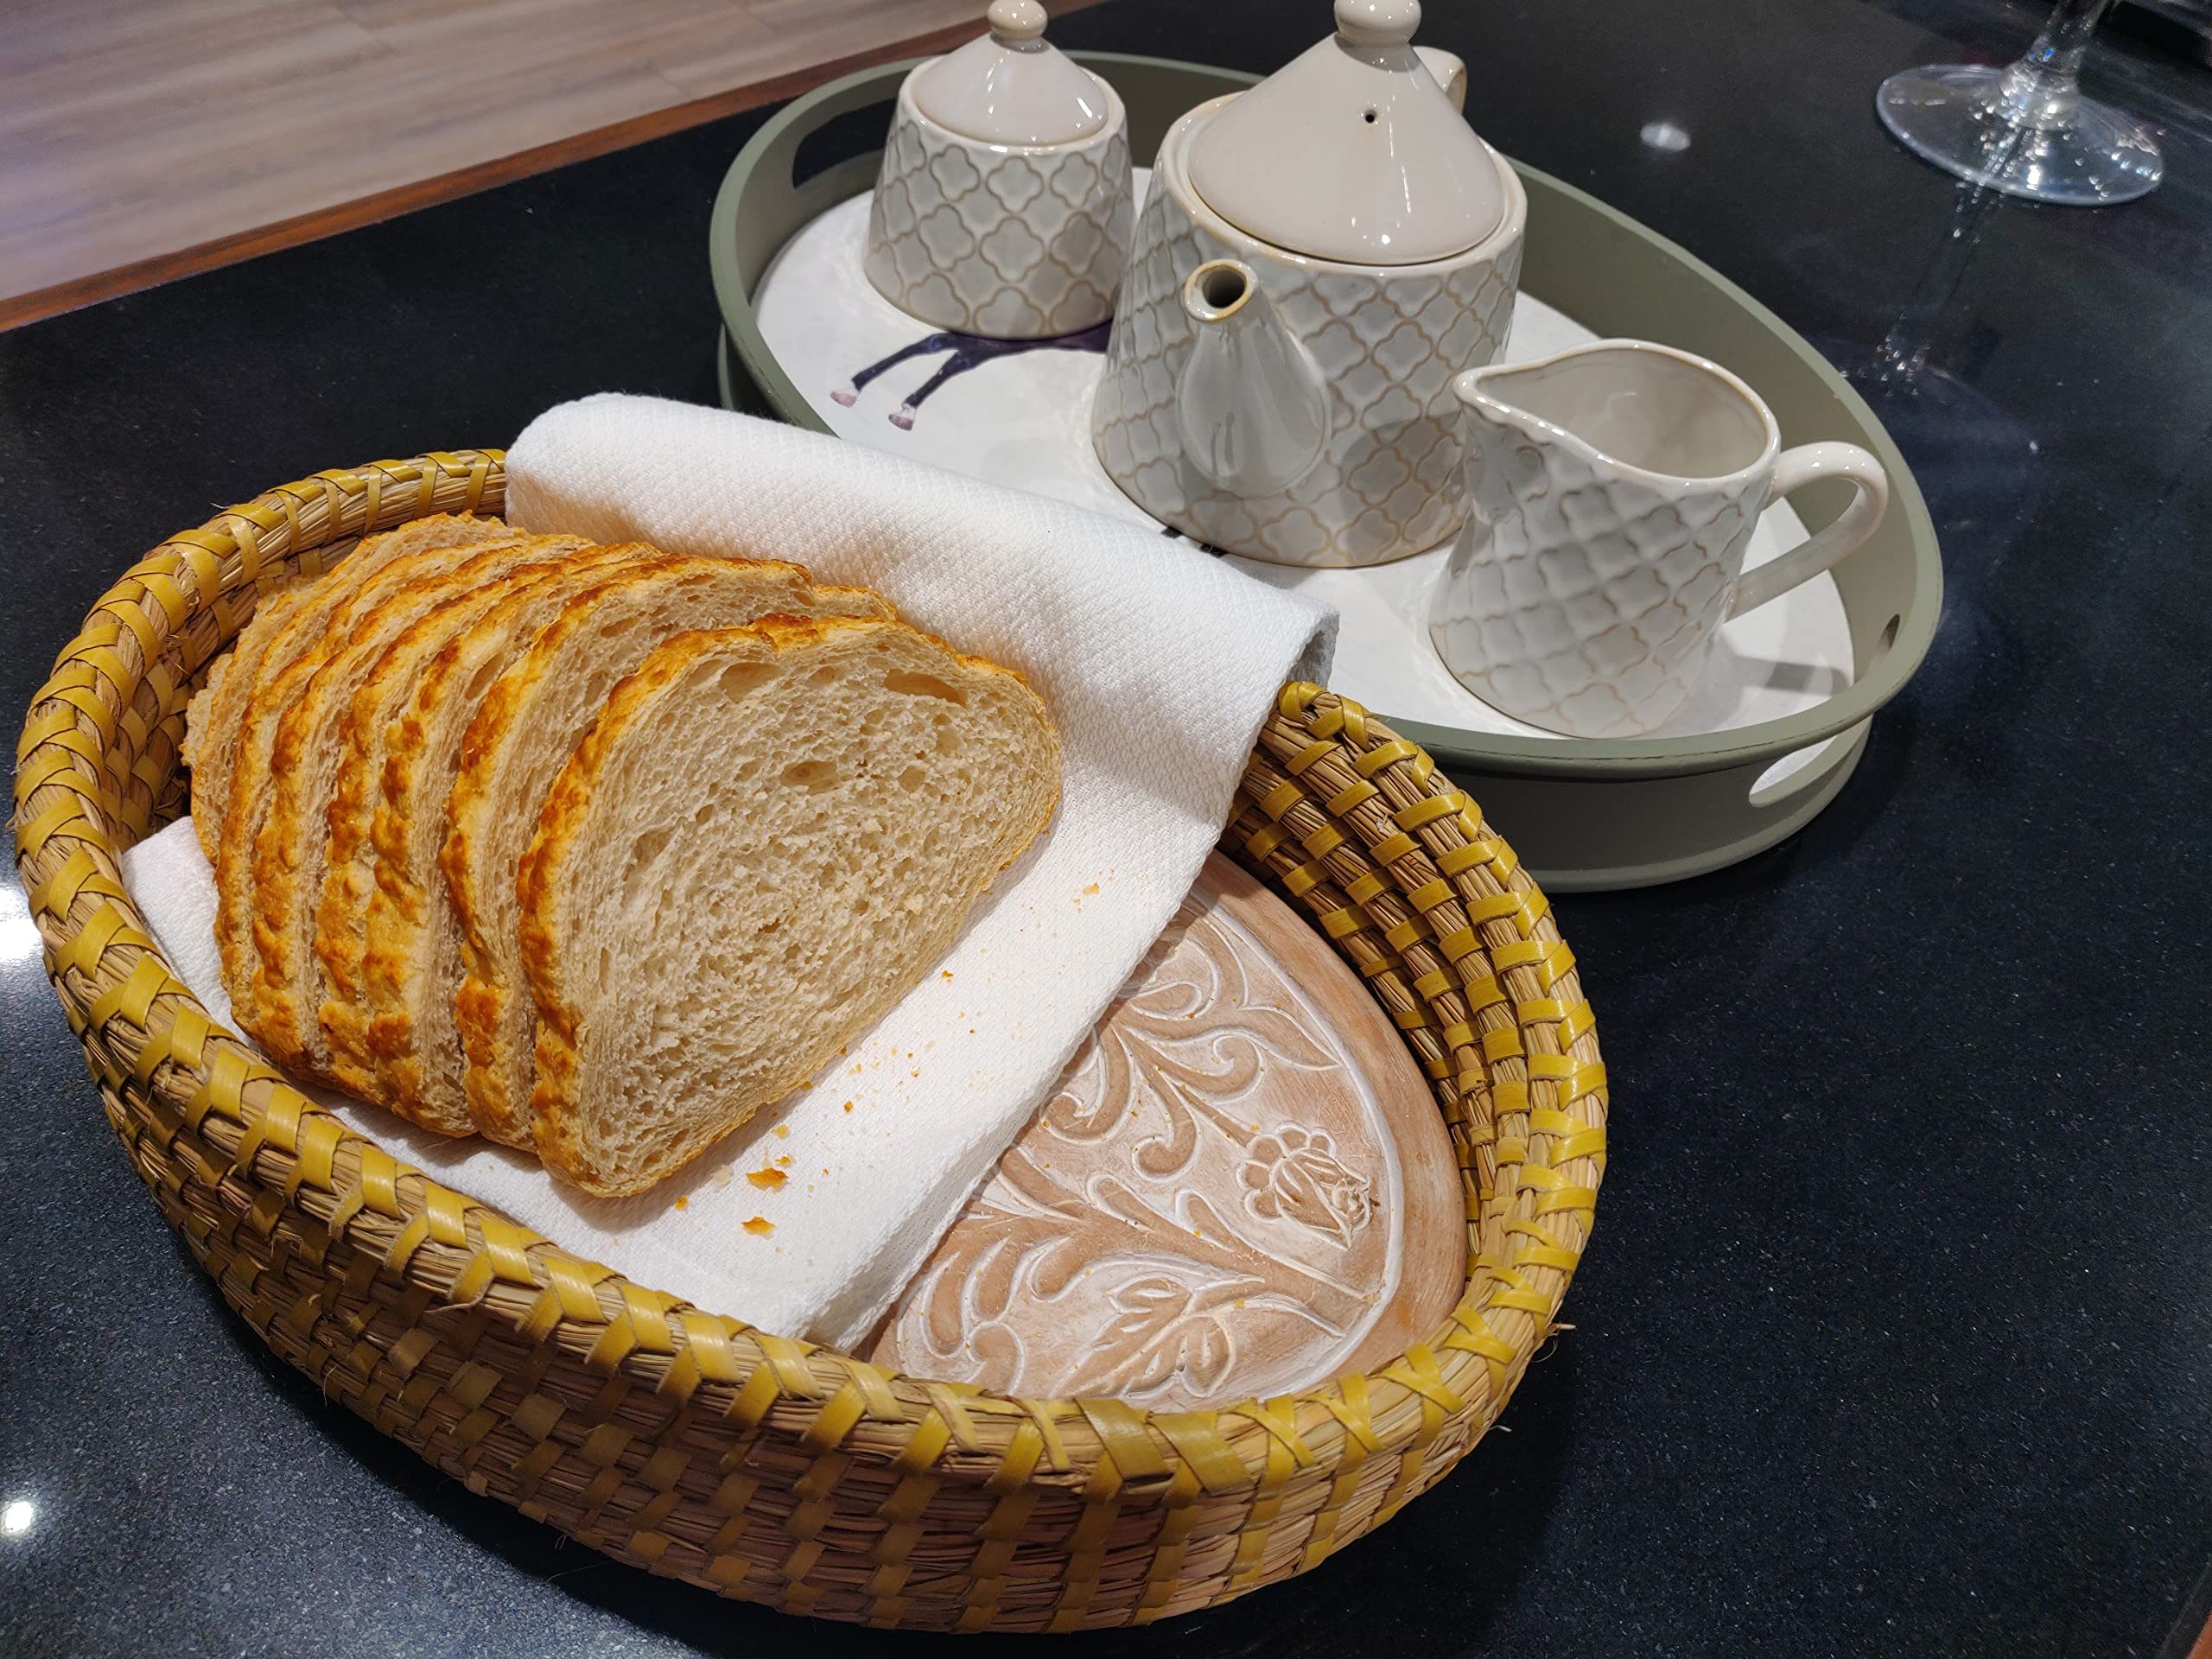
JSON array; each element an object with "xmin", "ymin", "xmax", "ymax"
[
  {"xmin": 884, "ymin": 884, "xmax": 1399, "ymax": 1407},
  {"xmin": 830, "ymin": 323, "xmax": 1109, "ymax": 430}
]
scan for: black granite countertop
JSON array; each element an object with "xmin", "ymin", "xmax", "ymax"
[{"xmin": 4, "ymin": 1, "xmax": 2210, "ymax": 1652}]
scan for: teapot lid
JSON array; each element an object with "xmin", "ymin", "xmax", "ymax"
[
  {"xmin": 1187, "ymin": 0, "xmax": 1503, "ymax": 265},
  {"xmin": 908, "ymin": 1, "xmax": 1109, "ymax": 146}
]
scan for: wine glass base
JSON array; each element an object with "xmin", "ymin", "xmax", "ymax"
[{"xmin": 1877, "ymin": 64, "xmax": 2163, "ymax": 205}]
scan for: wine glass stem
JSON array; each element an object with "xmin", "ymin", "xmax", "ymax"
[{"xmin": 1999, "ymin": 0, "xmax": 2116, "ymax": 129}]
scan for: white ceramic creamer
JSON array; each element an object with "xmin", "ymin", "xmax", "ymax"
[{"xmin": 1428, "ymin": 340, "xmax": 1890, "ymax": 737}]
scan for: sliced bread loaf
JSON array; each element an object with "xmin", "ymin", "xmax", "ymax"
[
  {"xmin": 188, "ymin": 514, "xmax": 512, "ymax": 860},
  {"xmin": 226, "ymin": 533, "xmax": 595, "ymax": 1077},
  {"xmin": 517, "ymin": 617, "xmax": 1060, "ymax": 1197},
  {"xmin": 445, "ymin": 559, "xmax": 894, "ymax": 1147},
  {"xmin": 213, "ymin": 518, "xmax": 524, "ymax": 1046},
  {"xmin": 313, "ymin": 543, "xmax": 648, "ymax": 1106}
]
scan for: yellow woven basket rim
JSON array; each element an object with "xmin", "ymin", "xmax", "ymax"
[{"xmin": 13, "ymin": 450, "xmax": 1607, "ymax": 1630}]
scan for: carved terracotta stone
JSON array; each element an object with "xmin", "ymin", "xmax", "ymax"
[{"xmin": 871, "ymin": 852, "xmax": 1465, "ymax": 1408}]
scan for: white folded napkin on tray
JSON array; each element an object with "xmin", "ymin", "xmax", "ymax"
[{"xmin": 122, "ymin": 395, "xmax": 1334, "ymax": 1351}]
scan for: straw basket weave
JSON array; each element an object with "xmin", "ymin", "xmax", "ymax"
[{"xmin": 14, "ymin": 451, "xmax": 1607, "ymax": 1632}]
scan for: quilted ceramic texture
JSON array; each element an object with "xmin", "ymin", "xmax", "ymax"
[
  {"xmin": 864, "ymin": 75, "xmax": 1131, "ymax": 340},
  {"xmin": 1428, "ymin": 337, "xmax": 1890, "ymax": 740},
  {"xmin": 1428, "ymin": 418, "xmax": 1754, "ymax": 738},
  {"xmin": 1090, "ymin": 100, "xmax": 1523, "ymax": 569}
]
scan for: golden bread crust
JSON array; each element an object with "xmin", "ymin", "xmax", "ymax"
[
  {"xmin": 315, "ymin": 558, "xmax": 596, "ymax": 1103},
  {"xmin": 209, "ymin": 516, "xmax": 516, "ymax": 1060},
  {"xmin": 349, "ymin": 545, "xmax": 657, "ymax": 1129},
  {"xmin": 235, "ymin": 531, "xmax": 565, "ymax": 1078}
]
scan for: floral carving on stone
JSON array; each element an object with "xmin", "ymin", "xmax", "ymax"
[{"xmin": 875, "ymin": 855, "xmax": 1453, "ymax": 1408}]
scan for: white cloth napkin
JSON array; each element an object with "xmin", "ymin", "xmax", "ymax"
[{"xmin": 124, "ymin": 396, "xmax": 1332, "ymax": 1351}]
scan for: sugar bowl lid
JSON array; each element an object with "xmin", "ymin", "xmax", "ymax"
[
  {"xmin": 1187, "ymin": 0, "xmax": 1504, "ymax": 265},
  {"xmin": 907, "ymin": 1, "xmax": 1109, "ymax": 146}
]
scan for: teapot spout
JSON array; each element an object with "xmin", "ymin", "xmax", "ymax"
[{"xmin": 1176, "ymin": 261, "xmax": 1330, "ymax": 498}]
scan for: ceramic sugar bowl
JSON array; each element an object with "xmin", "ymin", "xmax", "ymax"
[
  {"xmin": 864, "ymin": 0, "xmax": 1133, "ymax": 340},
  {"xmin": 1091, "ymin": 0, "xmax": 1525, "ymax": 567}
]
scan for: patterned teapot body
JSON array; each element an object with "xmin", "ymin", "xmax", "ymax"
[{"xmin": 1090, "ymin": 24, "xmax": 1525, "ymax": 569}]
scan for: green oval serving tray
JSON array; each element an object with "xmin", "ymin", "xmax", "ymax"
[{"xmin": 709, "ymin": 53, "xmax": 1942, "ymax": 890}]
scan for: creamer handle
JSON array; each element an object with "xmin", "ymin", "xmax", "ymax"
[{"xmin": 1730, "ymin": 442, "xmax": 1889, "ymax": 619}]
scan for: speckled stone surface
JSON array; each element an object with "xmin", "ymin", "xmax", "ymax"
[{"xmin": 3, "ymin": 1, "xmax": 2210, "ymax": 1653}]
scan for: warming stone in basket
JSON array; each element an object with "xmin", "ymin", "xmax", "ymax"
[{"xmin": 870, "ymin": 851, "xmax": 1465, "ymax": 1408}]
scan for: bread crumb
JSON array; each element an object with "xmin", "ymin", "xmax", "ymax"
[
  {"xmin": 772, "ymin": 1125, "xmax": 790, "ymax": 1139},
  {"xmin": 1084, "ymin": 882, "xmax": 1100, "ymax": 895},
  {"xmin": 842, "ymin": 1100, "xmax": 854, "ymax": 1112},
  {"xmin": 775, "ymin": 1154, "xmax": 792, "ymax": 1167},
  {"xmin": 940, "ymin": 969, "xmax": 954, "ymax": 980},
  {"xmin": 674, "ymin": 1195, "xmax": 688, "ymax": 1210},
  {"xmin": 747, "ymin": 1167, "xmax": 787, "ymax": 1190},
  {"xmin": 742, "ymin": 1216, "xmax": 774, "ymax": 1236}
]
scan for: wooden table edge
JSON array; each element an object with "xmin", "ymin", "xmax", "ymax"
[{"xmin": 0, "ymin": 3, "xmax": 1100, "ymax": 334}]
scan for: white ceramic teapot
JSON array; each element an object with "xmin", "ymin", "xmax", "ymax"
[{"xmin": 1090, "ymin": 0, "xmax": 1525, "ymax": 567}]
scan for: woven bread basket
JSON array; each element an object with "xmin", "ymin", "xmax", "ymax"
[{"xmin": 14, "ymin": 451, "xmax": 1607, "ymax": 1633}]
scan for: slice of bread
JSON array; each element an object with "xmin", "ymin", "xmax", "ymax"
[
  {"xmin": 344, "ymin": 546, "xmax": 674, "ymax": 1128},
  {"xmin": 314, "ymin": 543, "xmax": 649, "ymax": 1106},
  {"xmin": 183, "ymin": 582, "xmax": 308, "ymax": 861},
  {"xmin": 188, "ymin": 514, "xmax": 512, "ymax": 860},
  {"xmin": 226, "ymin": 533, "xmax": 596, "ymax": 1077},
  {"xmin": 518, "ymin": 617, "xmax": 1060, "ymax": 1197},
  {"xmin": 213, "ymin": 518, "xmax": 523, "ymax": 1046},
  {"xmin": 446, "ymin": 559, "xmax": 895, "ymax": 1147}
]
